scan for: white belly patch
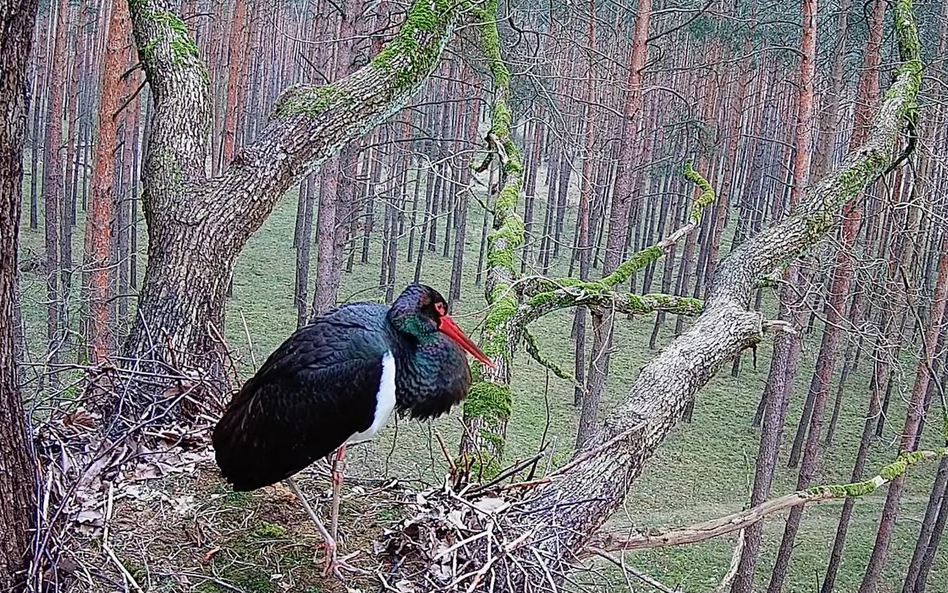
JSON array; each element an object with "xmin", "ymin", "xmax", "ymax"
[{"xmin": 350, "ymin": 351, "xmax": 396, "ymax": 442}]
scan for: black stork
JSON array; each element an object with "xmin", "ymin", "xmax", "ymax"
[{"xmin": 212, "ymin": 284, "xmax": 491, "ymax": 575}]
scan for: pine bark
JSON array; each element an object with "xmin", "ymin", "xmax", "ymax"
[
  {"xmin": 578, "ymin": 0, "xmax": 650, "ymax": 444},
  {"xmin": 0, "ymin": 0, "xmax": 39, "ymax": 588},
  {"xmin": 859, "ymin": 241, "xmax": 948, "ymax": 592},
  {"xmin": 82, "ymin": 0, "xmax": 129, "ymax": 363},
  {"xmin": 220, "ymin": 0, "xmax": 249, "ymax": 168},
  {"xmin": 734, "ymin": 0, "xmax": 816, "ymax": 588}
]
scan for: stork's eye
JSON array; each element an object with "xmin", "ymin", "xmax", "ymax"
[{"xmin": 434, "ymin": 302, "xmax": 447, "ymax": 316}]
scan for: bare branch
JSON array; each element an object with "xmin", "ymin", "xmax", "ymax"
[{"xmin": 584, "ymin": 448, "xmax": 944, "ymax": 554}]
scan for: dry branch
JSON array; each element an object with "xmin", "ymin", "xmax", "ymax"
[{"xmin": 584, "ymin": 447, "xmax": 945, "ymax": 553}]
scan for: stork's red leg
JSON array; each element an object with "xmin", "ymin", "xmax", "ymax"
[
  {"xmin": 285, "ymin": 475, "xmax": 365, "ymax": 578},
  {"xmin": 330, "ymin": 444, "xmax": 346, "ymax": 542},
  {"xmin": 285, "ymin": 477, "xmax": 335, "ymax": 550}
]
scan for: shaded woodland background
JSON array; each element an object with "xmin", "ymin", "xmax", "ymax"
[{"xmin": 7, "ymin": 0, "xmax": 948, "ymax": 591}]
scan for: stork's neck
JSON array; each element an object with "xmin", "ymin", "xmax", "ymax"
[{"xmin": 391, "ymin": 333, "xmax": 471, "ymax": 420}]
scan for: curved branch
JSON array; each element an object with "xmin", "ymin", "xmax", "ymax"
[
  {"xmin": 205, "ymin": 0, "xmax": 463, "ymax": 251},
  {"xmin": 130, "ymin": 0, "xmax": 463, "ymax": 249},
  {"xmin": 512, "ymin": 291, "xmax": 703, "ymax": 334}
]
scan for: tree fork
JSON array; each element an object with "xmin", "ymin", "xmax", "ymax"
[{"xmin": 119, "ymin": 0, "xmax": 464, "ymax": 402}]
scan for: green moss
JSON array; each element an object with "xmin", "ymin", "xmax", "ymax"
[
  {"xmin": 492, "ymin": 100, "xmax": 512, "ymax": 139},
  {"xmin": 683, "ymin": 159, "xmax": 715, "ymax": 223},
  {"xmin": 472, "ymin": 0, "xmax": 509, "ymax": 89},
  {"xmin": 375, "ymin": 508, "xmax": 400, "ymax": 523},
  {"xmin": 642, "ymin": 294, "xmax": 704, "ymax": 316},
  {"xmin": 371, "ymin": 0, "xmax": 455, "ymax": 92},
  {"xmin": 253, "ymin": 520, "xmax": 285, "ymax": 538},
  {"xmin": 524, "ymin": 329, "xmax": 573, "ymax": 380},
  {"xmin": 469, "ymin": 455, "xmax": 502, "ymax": 481},
  {"xmin": 151, "ymin": 11, "xmax": 199, "ymax": 62},
  {"xmin": 526, "ymin": 290, "xmax": 558, "ymax": 309},
  {"xmin": 274, "ymin": 85, "xmax": 348, "ymax": 117},
  {"xmin": 463, "ymin": 381, "xmax": 512, "ymax": 421},
  {"xmin": 486, "ymin": 247, "xmax": 513, "ymax": 269},
  {"xmin": 495, "ymin": 180, "xmax": 522, "ymax": 215},
  {"xmin": 479, "ymin": 429, "xmax": 506, "ymax": 451},
  {"xmin": 878, "ymin": 450, "xmax": 930, "ymax": 481},
  {"xmin": 589, "ymin": 245, "xmax": 664, "ymax": 291},
  {"xmin": 483, "ymin": 287, "xmax": 517, "ymax": 358},
  {"xmin": 805, "ymin": 478, "xmax": 876, "ymax": 499}
]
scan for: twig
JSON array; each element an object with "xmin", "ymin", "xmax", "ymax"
[
  {"xmin": 102, "ymin": 483, "xmax": 145, "ymax": 593},
  {"xmin": 469, "ymin": 450, "xmax": 546, "ymax": 494},
  {"xmin": 592, "ymin": 549, "xmax": 683, "ymax": 593},
  {"xmin": 435, "ymin": 430, "xmax": 457, "ymax": 474},
  {"xmin": 548, "ymin": 426, "xmax": 642, "ymax": 478},
  {"xmin": 716, "ymin": 529, "xmax": 745, "ymax": 592}
]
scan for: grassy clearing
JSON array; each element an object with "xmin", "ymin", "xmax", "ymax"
[{"xmin": 15, "ymin": 158, "xmax": 947, "ymax": 591}]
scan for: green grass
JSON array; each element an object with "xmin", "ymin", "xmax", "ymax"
[{"xmin": 15, "ymin": 158, "xmax": 947, "ymax": 592}]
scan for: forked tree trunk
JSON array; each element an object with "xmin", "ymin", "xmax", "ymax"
[
  {"xmin": 120, "ymin": 0, "xmax": 461, "ymax": 396},
  {"xmin": 0, "ymin": 1, "xmax": 40, "ymax": 588}
]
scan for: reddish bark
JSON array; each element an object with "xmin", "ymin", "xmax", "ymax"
[
  {"xmin": 819, "ymin": 3, "xmax": 892, "ymax": 586},
  {"xmin": 859, "ymin": 241, "xmax": 948, "ymax": 593},
  {"xmin": 82, "ymin": 0, "xmax": 130, "ymax": 362},
  {"xmin": 221, "ymin": 0, "xmax": 249, "ymax": 168}
]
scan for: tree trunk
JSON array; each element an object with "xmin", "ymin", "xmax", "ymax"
[
  {"xmin": 520, "ymin": 117, "xmax": 543, "ymax": 274},
  {"xmin": 82, "ymin": 0, "xmax": 130, "ymax": 364},
  {"xmin": 43, "ymin": 0, "xmax": 69, "ymax": 376},
  {"xmin": 28, "ymin": 7, "xmax": 47, "ymax": 231},
  {"xmin": 573, "ymin": 0, "xmax": 599, "ymax": 429},
  {"xmin": 118, "ymin": 0, "xmax": 460, "ymax": 402},
  {"xmin": 606, "ymin": 0, "xmax": 651, "ymax": 277},
  {"xmin": 912, "ymin": 455, "xmax": 948, "ymax": 593},
  {"xmin": 902, "ymin": 455, "xmax": 948, "ymax": 593},
  {"xmin": 295, "ymin": 174, "xmax": 316, "ymax": 327},
  {"xmin": 61, "ymin": 6, "xmax": 80, "ymax": 295},
  {"xmin": 0, "ymin": 1, "xmax": 39, "ymax": 588},
  {"xmin": 736, "ymin": 0, "xmax": 817, "ymax": 587},
  {"xmin": 220, "ymin": 0, "xmax": 248, "ymax": 168}
]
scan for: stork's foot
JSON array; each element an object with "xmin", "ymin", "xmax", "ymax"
[{"xmin": 317, "ymin": 542, "xmax": 367, "ymax": 579}]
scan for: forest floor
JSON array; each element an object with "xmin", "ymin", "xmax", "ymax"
[{"xmin": 15, "ymin": 165, "xmax": 948, "ymax": 592}]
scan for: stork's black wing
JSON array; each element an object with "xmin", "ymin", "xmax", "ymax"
[{"xmin": 212, "ymin": 305, "xmax": 390, "ymax": 491}]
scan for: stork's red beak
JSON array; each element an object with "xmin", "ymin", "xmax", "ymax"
[{"xmin": 438, "ymin": 315, "xmax": 494, "ymax": 368}]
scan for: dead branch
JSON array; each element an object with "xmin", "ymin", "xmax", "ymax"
[{"xmin": 583, "ymin": 448, "xmax": 944, "ymax": 554}]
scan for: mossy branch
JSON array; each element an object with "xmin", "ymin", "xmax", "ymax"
[
  {"xmin": 587, "ymin": 447, "xmax": 946, "ymax": 553},
  {"xmin": 523, "ymin": 329, "xmax": 574, "ymax": 381},
  {"xmin": 461, "ymin": 0, "xmax": 524, "ymax": 464},
  {"xmin": 683, "ymin": 159, "xmax": 715, "ymax": 224},
  {"xmin": 522, "ymin": 160, "xmax": 715, "ymax": 300},
  {"xmin": 712, "ymin": 0, "xmax": 921, "ymax": 304}
]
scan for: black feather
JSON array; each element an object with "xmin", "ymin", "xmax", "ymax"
[{"xmin": 212, "ymin": 305, "xmax": 390, "ymax": 490}]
